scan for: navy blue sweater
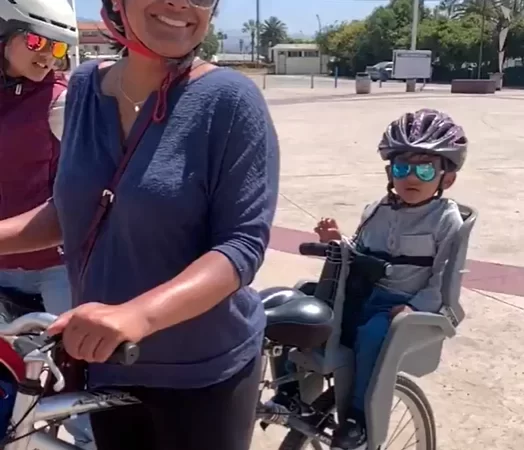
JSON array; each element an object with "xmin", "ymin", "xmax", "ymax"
[{"xmin": 54, "ymin": 61, "xmax": 279, "ymax": 388}]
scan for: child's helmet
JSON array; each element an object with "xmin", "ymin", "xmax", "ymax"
[{"xmin": 378, "ymin": 109, "xmax": 468, "ymax": 171}]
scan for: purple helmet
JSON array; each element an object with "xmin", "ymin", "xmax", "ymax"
[{"xmin": 378, "ymin": 109, "xmax": 468, "ymax": 171}]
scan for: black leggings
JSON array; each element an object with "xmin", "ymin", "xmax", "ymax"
[{"xmin": 90, "ymin": 356, "xmax": 261, "ymax": 450}]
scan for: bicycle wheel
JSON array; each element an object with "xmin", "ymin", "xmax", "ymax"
[{"xmin": 278, "ymin": 374, "xmax": 436, "ymax": 450}]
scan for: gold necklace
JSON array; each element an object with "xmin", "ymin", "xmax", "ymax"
[
  {"xmin": 118, "ymin": 67, "xmax": 147, "ymax": 113},
  {"xmin": 118, "ymin": 58, "xmax": 204, "ymax": 113}
]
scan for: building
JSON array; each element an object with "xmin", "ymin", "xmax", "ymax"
[
  {"xmin": 271, "ymin": 43, "xmax": 329, "ymax": 75},
  {"xmin": 78, "ymin": 20, "xmax": 116, "ymax": 56}
]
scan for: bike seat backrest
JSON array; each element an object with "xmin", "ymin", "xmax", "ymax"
[
  {"xmin": 311, "ymin": 204, "xmax": 477, "ymax": 328},
  {"xmin": 313, "ymin": 243, "xmax": 342, "ymax": 307},
  {"xmin": 439, "ymin": 204, "xmax": 478, "ymax": 326}
]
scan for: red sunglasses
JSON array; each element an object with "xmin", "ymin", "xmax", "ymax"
[{"xmin": 24, "ymin": 31, "xmax": 69, "ymax": 60}]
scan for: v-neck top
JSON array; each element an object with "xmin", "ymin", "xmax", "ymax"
[{"xmin": 53, "ymin": 61, "xmax": 280, "ymax": 388}]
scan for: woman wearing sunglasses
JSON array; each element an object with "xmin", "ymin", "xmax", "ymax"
[
  {"xmin": 0, "ymin": 1, "xmax": 96, "ymax": 448},
  {"xmin": 0, "ymin": 0, "xmax": 279, "ymax": 448}
]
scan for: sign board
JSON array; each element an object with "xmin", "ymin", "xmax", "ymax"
[{"xmin": 392, "ymin": 50, "xmax": 432, "ymax": 79}]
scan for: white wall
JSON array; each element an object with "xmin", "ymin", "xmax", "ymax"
[
  {"xmin": 79, "ymin": 43, "xmax": 115, "ymax": 55},
  {"xmin": 286, "ymin": 55, "xmax": 330, "ymax": 75},
  {"xmin": 273, "ymin": 50, "xmax": 329, "ymax": 75}
]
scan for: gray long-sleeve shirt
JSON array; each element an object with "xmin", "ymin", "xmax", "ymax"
[{"xmin": 352, "ymin": 198, "xmax": 463, "ymax": 312}]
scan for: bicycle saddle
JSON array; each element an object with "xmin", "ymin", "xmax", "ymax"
[{"xmin": 262, "ymin": 289, "xmax": 334, "ymax": 349}]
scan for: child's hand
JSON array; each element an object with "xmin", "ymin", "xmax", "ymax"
[
  {"xmin": 314, "ymin": 218, "xmax": 342, "ymax": 243},
  {"xmin": 390, "ymin": 305, "xmax": 413, "ymax": 318}
]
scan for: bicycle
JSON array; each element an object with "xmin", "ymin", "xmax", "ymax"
[{"xmin": 0, "ymin": 204, "xmax": 476, "ymax": 450}]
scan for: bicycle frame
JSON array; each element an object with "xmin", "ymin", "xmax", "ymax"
[
  {"xmin": 1, "ymin": 316, "xmax": 327, "ymax": 450},
  {"xmin": 6, "ymin": 390, "xmax": 140, "ymax": 450}
]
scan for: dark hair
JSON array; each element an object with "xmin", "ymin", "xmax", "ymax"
[{"xmin": 101, "ymin": 0, "xmax": 128, "ymax": 55}]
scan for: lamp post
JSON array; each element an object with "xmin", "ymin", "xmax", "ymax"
[
  {"xmin": 255, "ymin": 0, "xmax": 261, "ymax": 66},
  {"xmin": 316, "ymin": 14, "xmax": 322, "ymax": 74},
  {"xmin": 410, "ymin": 0, "xmax": 419, "ymax": 51},
  {"xmin": 406, "ymin": 0, "xmax": 420, "ymax": 92},
  {"xmin": 69, "ymin": 0, "xmax": 80, "ymax": 68},
  {"xmin": 477, "ymin": 0, "xmax": 488, "ymax": 79}
]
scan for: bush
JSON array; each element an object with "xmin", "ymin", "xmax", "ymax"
[{"xmin": 503, "ymin": 66, "xmax": 524, "ymax": 87}]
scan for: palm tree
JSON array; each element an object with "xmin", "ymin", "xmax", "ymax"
[
  {"xmin": 438, "ymin": 0, "xmax": 461, "ymax": 16},
  {"xmin": 261, "ymin": 16, "xmax": 288, "ymax": 60},
  {"xmin": 242, "ymin": 19, "xmax": 259, "ymax": 62},
  {"xmin": 453, "ymin": 0, "xmax": 523, "ymax": 71},
  {"xmin": 217, "ymin": 31, "xmax": 228, "ymax": 54}
]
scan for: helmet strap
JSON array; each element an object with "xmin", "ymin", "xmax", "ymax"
[{"xmin": 101, "ymin": 3, "xmax": 160, "ymax": 60}]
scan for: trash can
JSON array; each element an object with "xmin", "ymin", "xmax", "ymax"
[
  {"xmin": 355, "ymin": 72, "xmax": 371, "ymax": 94},
  {"xmin": 489, "ymin": 72, "xmax": 503, "ymax": 91},
  {"xmin": 406, "ymin": 79, "xmax": 416, "ymax": 92}
]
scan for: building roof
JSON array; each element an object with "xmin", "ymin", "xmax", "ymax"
[
  {"xmin": 271, "ymin": 43, "xmax": 319, "ymax": 51},
  {"xmin": 78, "ymin": 20, "xmax": 107, "ymax": 31},
  {"xmin": 78, "ymin": 20, "xmax": 110, "ymax": 44}
]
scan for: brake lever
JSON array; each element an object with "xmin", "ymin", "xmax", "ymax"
[{"xmin": 24, "ymin": 344, "xmax": 66, "ymax": 392}]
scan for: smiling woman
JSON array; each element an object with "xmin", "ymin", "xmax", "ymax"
[{"xmin": 44, "ymin": 0, "xmax": 280, "ymax": 449}]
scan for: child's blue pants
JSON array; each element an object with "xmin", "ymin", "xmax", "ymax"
[{"xmin": 351, "ymin": 286, "xmax": 412, "ymax": 414}]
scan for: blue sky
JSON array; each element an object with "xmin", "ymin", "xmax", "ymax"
[{"xmin": 75, "ymin": 0, "xmax": 384, "ymax": 34}]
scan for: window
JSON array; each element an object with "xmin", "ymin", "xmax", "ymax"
[
  {"xmin": 81, "ymin": 30, "xmax": 100, "ymax": 37},
  {"xmin": 303, "ymin": 51, "xmax": 319, "ymax": 58},
  {"xmin": 288, "ymin": 51, "xmax": 302, "ymax": 57}
]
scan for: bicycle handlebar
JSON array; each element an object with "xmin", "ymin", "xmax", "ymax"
[
  {"xmin": 0, "ymin": 312, "xmax": 140, "ymax": 365},
  {"xmin": 299, "ymin": 241, "xmax": 393, "ymax": 277}
]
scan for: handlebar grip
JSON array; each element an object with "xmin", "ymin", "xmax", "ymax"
[
  {"xmin": 299, "ymin": 242, "xmax": 329, "ymax": 257},
  {"xmin": 107, "ymin": 342, "xmax": 140, "ymax": 365}
]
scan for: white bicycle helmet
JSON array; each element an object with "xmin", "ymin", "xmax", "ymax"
[{"xmin": 0, "ymin": 0, "xmax": 77, "ymax": 46}]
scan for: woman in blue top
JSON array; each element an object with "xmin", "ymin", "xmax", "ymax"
[{"xmin": 0, "ymin": 0, "xmax": 280, "ymax": 448}]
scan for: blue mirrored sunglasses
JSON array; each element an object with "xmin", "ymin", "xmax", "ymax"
[{"xmin": 391, "ymin": 162, "xmax": 438, "ymax": 182}]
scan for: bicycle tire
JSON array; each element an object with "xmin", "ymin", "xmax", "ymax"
[{"xmin": 278, "ymin": 374, "xmax": 436, "ymax": 450}]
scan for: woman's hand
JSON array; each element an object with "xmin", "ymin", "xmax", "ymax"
[
  {"xmin": 314, "ymin": 218, "xmax": 342, "ymax": 243},
  {"xmin": 47, "ymin": 302, "xmax": 153, "ymax": 363}
]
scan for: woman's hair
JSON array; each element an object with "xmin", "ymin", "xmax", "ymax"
[{"xmin": 101, "ymin": 0, "xmax": 128, "ymax": 55}]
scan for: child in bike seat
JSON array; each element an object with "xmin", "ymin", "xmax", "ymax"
[{"xmin": 269, "ymin": 109, "xmax": 467, "ymax": 450}]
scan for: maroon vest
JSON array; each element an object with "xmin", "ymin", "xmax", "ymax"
[{"xmin": 0, "ymin": 71, "xmax": 67, "ymax": 270}]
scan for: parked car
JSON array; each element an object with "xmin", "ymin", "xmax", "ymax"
[{"xmin": 366, "ymin": 61, "xmax": 393, "ymax": 81}]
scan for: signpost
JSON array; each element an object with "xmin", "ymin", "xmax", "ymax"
[{"xmin": 392, "ymin": 49, "xmax": 432, "ymax": 90}]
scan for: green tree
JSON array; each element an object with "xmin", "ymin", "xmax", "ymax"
[
  {"xmin": 316, "ymin": 20, "xmax": 368, "ymax": 73},
  {"xmin": 217, "ymin": 30, "xmax": 228, "ymax": 54},
  {"xmin": 242, "ymin": 19, "xmax": 259, "ymax": 62},
  {"xmin": 200, "ymin": 24, "xmax": 219, "ymax": 61},
  {"xmin": 260, "ymin": 16, "xmax": 289, "ymax": 59},
  {"xmin": 506, "ymin": 16, "xmax": 524, "ymax": 60}
]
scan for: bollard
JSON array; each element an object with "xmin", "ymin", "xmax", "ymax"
[
  {"xmin": 311, "ymin": 74, "xmax": 314, "ymax": 89},
  {"xmin": 263, "ymin": 74, "xmax": 267, "ymax": 90},
  {"xmin": 334, "ymin": 66, "xmax": 339, "ymax": 88},
  {"xmin": 406, "ymin": 79, "xmax": 416, "ymax": 92}
]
